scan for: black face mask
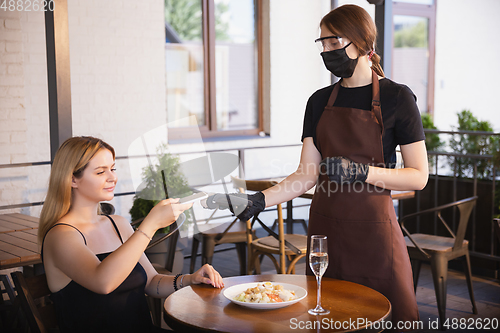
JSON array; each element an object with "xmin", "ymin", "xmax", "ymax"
[{"xmin": 320, "ymin": 42, "xmax": 358, "ymax": 78}]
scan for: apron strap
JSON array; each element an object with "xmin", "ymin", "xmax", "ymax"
[
  {"xmin": 371, "ymin": 70, "xmax": 384, "ymax": 135},
  {"xmin": 326, "ymin": 80, "xmax": 341, "ymax": 107},
  {"xmin": 325, "ymin": 72, "xmax": 384, "ymax": 135}
]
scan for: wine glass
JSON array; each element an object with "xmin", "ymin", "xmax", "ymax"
[{"xmin": 308, "ymin": 235, "xmax": 330, "ymax": 315}]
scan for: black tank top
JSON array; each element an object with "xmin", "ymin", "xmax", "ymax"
[{"xmin": 42, "ymin": 216, "xmax": 154, "ymax": 333}]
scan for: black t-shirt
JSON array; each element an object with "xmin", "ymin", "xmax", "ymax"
[{"xmin": 301, "ymin": 78, "xmax": 425, "ymax": 168}]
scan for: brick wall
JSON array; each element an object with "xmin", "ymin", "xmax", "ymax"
[
  {"xmin": 0, "ymin": 8, "xmax": 50, "ymax": 216},
  {"xmin": 0, "ymin": 9, "xmax": 28, "ymax": 212},
  {"xmin": 0, "ymin": 9, "xmax": 27, "ymax": 165}
]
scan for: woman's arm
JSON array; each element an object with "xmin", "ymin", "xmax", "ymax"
[
  {"xmin": 44, "ymin": 200, "xmax": 191, "ymax": 294},
  {"xmin": 365, "ymin": 140, "xmax": 429, "ymax": 191},
  {"xmin": 263, "ymin": 137, "xmax": 322, "ymax": 207},
  {"xmin": 144, "ymin": 264, "xmax": 224, "ymax": 298}
]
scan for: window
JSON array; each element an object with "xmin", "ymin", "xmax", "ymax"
[
  {"xmin": 165, "ymin": 0, "xmax": 264, "ymax": 140},
  {"xmin": 392, "ymin": 0, "xmax": 436, "ymax": 114}
]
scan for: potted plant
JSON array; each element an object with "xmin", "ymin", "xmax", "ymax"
[
  {"xmin": 421, "ymin": 113, "xmax": 445, "ymax": 166},
  {"xmin": 129, "ymin": 143, "xmax": 192, "ymax": 272},
  {"xmin": 449, "ymin": 110, "xmax": 500, "ymax": 179}
]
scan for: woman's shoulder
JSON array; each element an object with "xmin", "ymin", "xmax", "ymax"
[
  {"xmin": 43, "ymin": 219, "xmax": 87, "ymax": 256},
  {"xmin": 310, "ymin": 84, "xmax": 335, "ymax": 100},
  {"xmin": 306, "ymin": 84, "xmax": 336, "ymax": 111},
  {"xmin": 380, "ymin": 77, "xmax": 415, "ymax": 94},
  {"xmin": 380, "ymin": 77, "xmax": 416, "ymax": 102},
  {"xmin": 105, "ymin": 214, "xmax": 135, "ymax": 238}
]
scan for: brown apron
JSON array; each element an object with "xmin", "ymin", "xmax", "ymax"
[{"xmin": 307, "ymin": 71, "xmax": 419, "ymax": 327}]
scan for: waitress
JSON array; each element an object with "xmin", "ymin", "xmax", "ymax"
[{"xmin": 212, "ymin": 4, "xmax": 427, "ymax": 329}]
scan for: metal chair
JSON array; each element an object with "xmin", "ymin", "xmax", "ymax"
[
  {"xmin": 231, "ymin": 176, "xmax": 307, "ymax": 275},
  {"xmin": 399, "ymin": 196, "xmax": 478, "ymax": 330},
  {"xmin": 99, "ymin": 202, "xmax": 115, "ymax": 215},
  {"xmin": 10, "ymin": 271, "xmax": 58, "ymax": 333},
  {"xmin": 494, "ymin": 218, "xmax": 500, "ymax": 243}
]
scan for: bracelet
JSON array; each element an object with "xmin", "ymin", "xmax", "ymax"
[
  {"xmin": 173, "ymin": 273, "xmax": 182, "ymax": 291},
  {"xmin": 179, "ymin": 274, "xmax": 187, "ymax": 288},
  {"xmin": 136, "ymin": 228, "xmax": 152, "ymax": 241}
]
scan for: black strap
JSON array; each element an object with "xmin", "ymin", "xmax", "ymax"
[
  {"xmin": 104, "ymin": 215, "xmax": 124, "ymax": 244},
  {"xmin": 41, "ymin": 223, "xmax": 87, "ymax": 262},
  {"xmin": 252, "ymin": 214, "xmax": 302, "ymax": 255}
]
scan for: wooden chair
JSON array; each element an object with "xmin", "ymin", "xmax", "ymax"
[
  {"xmin": 399, "ymin": 196, "xmax": 478, "ymax": 330},
  {"xmin": 1, "ymin": 274, "xmax": 18, "ymax": 331},
  {"xmin": 190, "ymin": 209, "xmax": 253, "ymax": 275},
  {"xmin": 10, "ymin": 271, "xmax": 58, "ymax": 333},
  {"xmin": 231, "ymin": 176, "xmax": 308, "ymax": 275}
]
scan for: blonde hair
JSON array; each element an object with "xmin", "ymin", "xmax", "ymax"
[
  {"xmin": 320, "ymin": 4, "xmax": 385, "ymax": 77},
  {"xmin": 38, "ymin": 136, "xmax": 115, "ymax": 244}
]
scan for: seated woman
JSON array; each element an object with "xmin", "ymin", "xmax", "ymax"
[{"xmin": 38, "ymin": 136, "xmax": 223, "ymax": 333}]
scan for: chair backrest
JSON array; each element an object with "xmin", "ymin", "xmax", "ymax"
[
  {"xmin": 494, "ymin": 218, "xmax": 500, "ymax": 243},
  {"xmin": 231, "ymin": 176, "xmax": 287, "ymax": 273},
  {"xmin": 453, "ymin": 196, "xmax": 477, "ymax": 249},
  {"xmin": 400, "ymin": 196, "xmax": 477, "ymax": 251},
  {"xmin": 99, "ymin": 202, "xmax": 115, "ymax": 215},
  {"xmin": 11, "ymin": 272, "xmax": 58, "ymax": 333},
  {"xmin": 231, "ymin": 176, "xmax": 278, "ymax": 193}
]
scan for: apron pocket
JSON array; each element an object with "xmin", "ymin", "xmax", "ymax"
[{"xmin": 339, "ymin": 219, "xmax": 393, "ymax": 280}]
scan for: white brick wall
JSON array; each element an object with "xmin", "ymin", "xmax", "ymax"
[
  {"xmin": 0, "ymin": 8, "xmax": 49, "ymax": 216},
  {"xmin": 0, "ymin": 9, "xmax": 28, "ymax": 212}
]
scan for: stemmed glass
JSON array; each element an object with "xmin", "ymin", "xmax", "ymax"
[{"xmin": 308, "ymin": 235, "xmax": 330, "ymax": 315}]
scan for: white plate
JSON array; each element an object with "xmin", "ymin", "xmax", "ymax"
[{"xmin": 223, "ymin": 282, "xmax": 307, "ymax": 310}]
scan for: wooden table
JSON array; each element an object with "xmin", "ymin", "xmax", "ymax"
[
  {"xmin": 0, "ymin": 213, "xmax": 41, "ymax": 270},
  {"xmin": 164, "ymin": 274, "xmax": 392, "ymax": 333}
]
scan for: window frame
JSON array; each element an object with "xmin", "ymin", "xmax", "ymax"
[
  {"xmin": 167, "ymin": 0, "xmax": 265, "ymax": 141},
  {"xmin": 392, "ymin": 0, "xmax": 437, "ymax": 115}
]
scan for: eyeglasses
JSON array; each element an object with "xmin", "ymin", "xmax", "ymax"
[{"xmin": 314, "ymin": 36, "xmax": 349, "ymax": 52}]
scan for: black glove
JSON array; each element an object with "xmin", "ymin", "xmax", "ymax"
[
  {"xmin": 237, "ymin": 192, "xmax": 265, "ymax": 222},
  {"xmin": 320, "ymin": 156, "xmax": 369, "ymax": 184},
  {"xmin": 204, "ymin": 192, "xmax": 265, "ymax": 221}
]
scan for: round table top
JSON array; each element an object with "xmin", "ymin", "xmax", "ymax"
[{"xmin": 164, "ymin": 274, "xmax": 391, "ymax": 333}]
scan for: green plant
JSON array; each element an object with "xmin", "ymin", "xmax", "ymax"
[
  {"xmin": 449, "ymin": 110, "xmax": 500, "ymax": 180},
  {"xmin": 129, "ymin": 144, "xmax": 192, "ymax": 234},
  {"xmin": 394, "ymin": 19, "xmax": 428, "ymax": 48},
  {"xmin": 421, "ymin": 113, "xmax": 444, "ymax": 158},
  {"xmin": 164, "ymin": 0, "xmax": 230, "ymax": 42}
]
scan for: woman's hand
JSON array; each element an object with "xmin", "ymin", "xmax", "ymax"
[
  {"xmin": 204, "ymin": 192, "xmax": 265, "ymax": 222},
  {"xmin": 320, "ymin": 156, "xmax": 369, "ymax": 183},
  {"xmin": 188, "ymin": 264, "xmax": 224, "ymax": 289},
  {"xmin": 141, "ymin": 198, "xmax": 193, "ymax": 236}
]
